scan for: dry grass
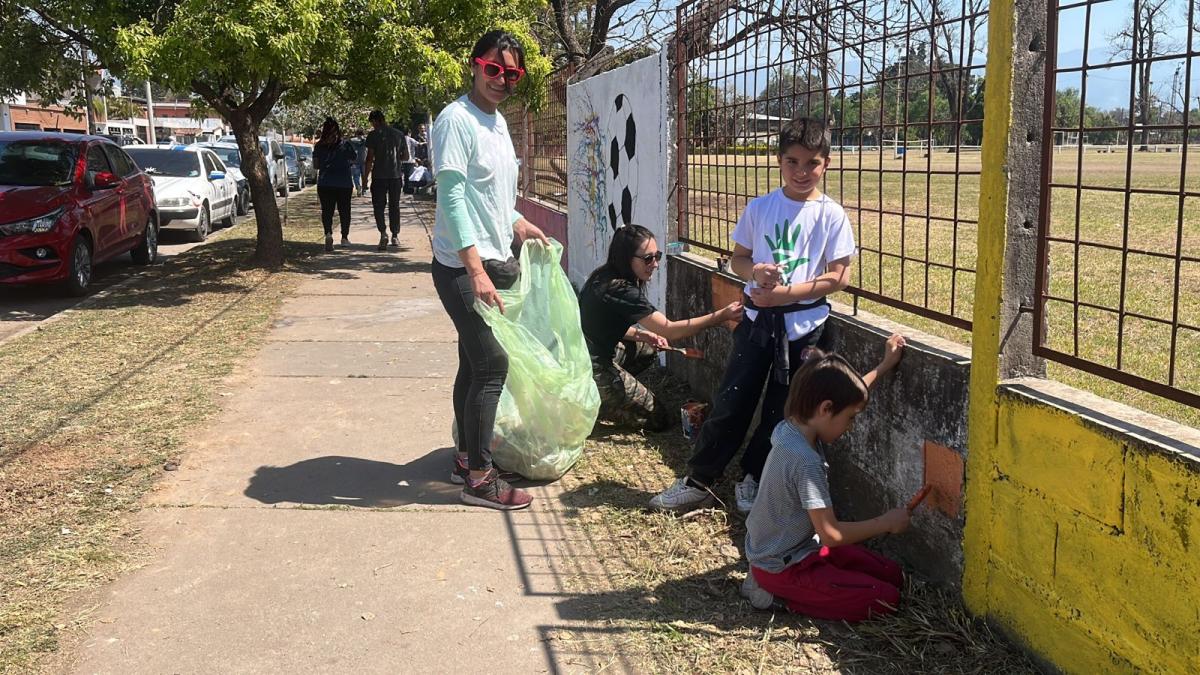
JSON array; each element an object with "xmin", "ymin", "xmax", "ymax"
[
  {"xmin": 684, "ymin": 149, "xmax": 1200, "ymax": 428},
  {"xmin": 0, "ymin": 197, "xmax": 327, "ymax": 674},
  {"xmin": 549, "ymin": 368, "xmax": 1038, "ymax": 674}
]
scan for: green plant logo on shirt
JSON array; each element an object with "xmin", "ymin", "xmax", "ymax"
[{"xmin": 764, "ymin": 219, "xmax": 809, "ymax": 277}]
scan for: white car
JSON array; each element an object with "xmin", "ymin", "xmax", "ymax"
[
  {"xmin": 125, "ymin": 145, "xmax": 239, "ymax": 242},
  {"xmin": 195, "ymin": 142, "xmax": 251, "ymax": 214}
]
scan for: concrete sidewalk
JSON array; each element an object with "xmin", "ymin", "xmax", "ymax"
[{"xmin": 68, "ymin": 196, "xmax": 609, "ymax": 674}]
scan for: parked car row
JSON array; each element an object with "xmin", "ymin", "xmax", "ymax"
[
  {"xmin": 216, "ymin": 136, "xmax": 314, "ymax": 197},
  {"xmin": 281, "ymin": 142, "xmax": 316, "ymax": 191},
  {"xmin": 0, "ymin": 131, "xmax": 320, "ymax": 297}
]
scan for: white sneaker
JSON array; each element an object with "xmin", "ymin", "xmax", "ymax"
[
  {"xmin": 734, "ymin": 475, "xmax": 759, "ymax": 514},
  {"xmin": 340, "ymin": 236, "xmax": 350, "ymax": 246},
  {"xmin": 649, "ymin": 477, "xmax": 713, "ymax": 512},
  {"xmin": 741, "ymin": 570, "xmax": 775, "ymax": 610}
]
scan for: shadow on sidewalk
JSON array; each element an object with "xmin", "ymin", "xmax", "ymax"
[{"xmin": 243, "ymin": 447, "xmax": 460, "ymax": 507}]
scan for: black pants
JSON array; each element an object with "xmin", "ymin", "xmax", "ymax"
[
  {"xmin": 432, "ymin": 259, "xmax": 510, "ymax": 472},
  {"xmin": 317, "ymin": 186, "xmax": 352, "ymax": 237},
  {"xmin": 371, "ymin": 177, "xmax": 403, "ymax": 235},
  {"xmin": 688, "ymin": 318, "xmax": 825, "ymax": 485}
]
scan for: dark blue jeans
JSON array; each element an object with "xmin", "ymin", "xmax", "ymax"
[{"xmin": 687, "ymin": 317, "xmax": 825, "ymax": 485}]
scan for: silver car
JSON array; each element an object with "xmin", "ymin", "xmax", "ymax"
[{"xmin": 218, "ymin": 136, "xmax": 288, "ymax": 197}]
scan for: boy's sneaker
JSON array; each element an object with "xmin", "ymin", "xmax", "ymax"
[
  {"xmin": 734, "ymin": 474, "xmax": 759, "ymax": 514},
  {"xmin": 377, "ymin": 234, "xmax": 388, "ymax": 251},
  {"xmin": 649, "ymin": 477, "xmax": 714, "ymax": 512},
  {"xmin": 741, "ymin": 570, "xmax": 776, "ymax": 610},
  {"xmin": 324, "ymin": 236, "xmax": 334, "ymax": 252},
  {"xmin": 340, "ymin": 235, "xmax": 350, "ymax": 247},
  {"xmin": 450, "ymin": 454, "xmax": 469, "ymax": 485},
  {"xmin": 461, "ymin": 469, "xmax": 532, "ymax": 511},
  {"xmin": 389, "ymin": 234, "xmax": 399, "ymax": 248}
]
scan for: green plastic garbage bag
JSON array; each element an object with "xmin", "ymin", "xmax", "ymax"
[{"xmin": 473, "ymin": 239, "xmax": 600, "ymax": 480}]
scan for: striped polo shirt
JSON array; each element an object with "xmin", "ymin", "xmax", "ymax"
[{"xmin": 744, "ymin": 419, "xmax": 832, "ymax": 573}]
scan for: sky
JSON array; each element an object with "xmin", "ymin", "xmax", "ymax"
[
  {"xmin": 618, "ymin": 0, "xmax": 1197, "ymax": 112},
  {"xmin": 1054, "ymin": 0, "xmax": 1198, "ymax": 111}
]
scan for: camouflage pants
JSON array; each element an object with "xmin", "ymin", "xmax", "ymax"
[{"xmin": 593, "ymin": 340, "xmax": 674, "ymax": 432}]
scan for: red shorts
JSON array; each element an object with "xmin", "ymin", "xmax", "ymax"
[{"xmin": 751, "ymin": 544, "xmax": 902, "ymax": 622}]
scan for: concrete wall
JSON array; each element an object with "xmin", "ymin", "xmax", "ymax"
[
  {"xmin": 666, "ymin": 253, "xmax": 971, "ymax": 583},
  {"xmin": 967, "ymin": 381, "xmax": 1200, "ymax": 672}
]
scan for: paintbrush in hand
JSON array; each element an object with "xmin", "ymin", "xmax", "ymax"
[
  {"xmin": 906, "ymin": 484, "xmax": 932, "ymax": 512},
  {"xmin": 656, "ymin": 345, "xmax": 704, "ymax": 359}
]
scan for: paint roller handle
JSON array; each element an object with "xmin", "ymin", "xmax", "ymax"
[{"xmin": 906, "ymin": 484, "xmax": 932, "ymax": 512}]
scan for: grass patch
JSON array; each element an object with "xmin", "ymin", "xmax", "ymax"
[
  {"xmin": 0, "ymin": 196, "xmax": 327, "ymax": 673},
  {"xmin": 683, "ymin": 149, "xmax": 1200, "ymax": 428},
  {"xmin": 551, "ymin": 369, "xmax": 1037, "ymax": 673}
]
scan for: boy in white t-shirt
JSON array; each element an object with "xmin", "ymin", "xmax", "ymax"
[{"xmin": 651, "ymin": 117, "xmax": 857, "ymax": 515}]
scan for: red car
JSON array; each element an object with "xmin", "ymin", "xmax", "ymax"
[{"xmin": 0, "ymin": 132, "xmax": 158, "ymax": 295}]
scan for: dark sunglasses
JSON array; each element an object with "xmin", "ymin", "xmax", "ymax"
[
  {"xmin": 635, "ymin": 251, "xmax": 664, "ymax": 264},
  {"xmin": 474, "ymin": 57, "xmax": 526, "ymax": 84}
]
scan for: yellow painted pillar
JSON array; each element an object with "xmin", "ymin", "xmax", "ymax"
[{"xmin": 963, "ymin": 0, "xmax": 1017, "ymax": 612}]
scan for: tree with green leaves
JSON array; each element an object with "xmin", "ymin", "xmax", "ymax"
[
  {"xmin": 115, "ymin": 0, "xmax": 549, "ymax": 266},
  {"xmin": 0, "ymin": 2, "xmax": 108, "ymax": 104},
  {"xmin": 104, "ymin": 95, "xmax": 142, "ymax": 120},
  {"xmin": 268, "ymin": 88, "xmax": 372, "ymax": 139}
]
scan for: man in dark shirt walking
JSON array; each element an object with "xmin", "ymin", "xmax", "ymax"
[{"xmin": 363, "ymin": 110, "xmax": 409, "ymax": 250}]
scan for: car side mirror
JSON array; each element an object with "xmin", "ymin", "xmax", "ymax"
[
  {"xmin": 92, "ymin": 171, "xmax": 120, "ymax": 190},
  {"xmin": 274, "ymin": 152, "xmax": 284, "ymax": 160},
  {"xmin": 208, "ymin": 171, "xmax": 226, "ymax": 181}
]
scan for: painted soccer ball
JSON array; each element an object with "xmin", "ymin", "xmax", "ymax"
[{"xmin": 605, "ymin": 94, "xmax": 639, "ymax": 230}]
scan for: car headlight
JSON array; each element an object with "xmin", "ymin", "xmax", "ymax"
[
  {"xmin": 159, "ymin": 196, "xmax": 199, "ymax": 208},
  {"xmin": 0, "ymin": 208, "xmax": 63, "ymax": 236}
]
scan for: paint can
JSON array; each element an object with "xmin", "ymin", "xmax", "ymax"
[{"xmin": 680, "ymin": 400, "xmax": 709, "ymax": 441}]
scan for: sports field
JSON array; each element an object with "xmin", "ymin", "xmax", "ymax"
[{"xmin": 683, "ymin": 148, "xmax": 1200, "ymax": 426}]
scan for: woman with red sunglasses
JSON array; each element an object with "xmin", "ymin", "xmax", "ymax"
[{"xmin": 430, "ymin": 30, "xmax": 549, "ymax": 511}]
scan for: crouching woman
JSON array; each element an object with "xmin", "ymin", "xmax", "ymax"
[{"xmin": 579, "ymin": 225, "xmax": 742, "ymax": 431}]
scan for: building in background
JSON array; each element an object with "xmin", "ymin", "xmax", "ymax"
[
  {"xmin": 0, "ymin": 93, "xmax": 87, "ymax": 133},
  {"xmin": 1, "ymin": 91, "xmax": 228, "ymax": 143}
]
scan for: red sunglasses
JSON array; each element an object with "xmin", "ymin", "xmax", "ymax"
[{"xmin": 474, "ymin": 57, "xmax": 526, "ymax": 84}]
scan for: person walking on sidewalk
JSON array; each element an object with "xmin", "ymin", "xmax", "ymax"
[
  {"xmin": 313, "ymin": 117, "xmax": 358, "ymax": 251},
  {"xmin": 402, "ymin": 126, "xmax": 419, "ymax": 196},
  {"xmin": 350, "ymin": 130, "xmax": 366, "ymax": 196},
  {"xmin": 363, "ymin": 110, "xmax": 408, "ymax": 251},
  {"xmin": 431, "ymin": 29, "xmax": 548, "ymax": 510}
]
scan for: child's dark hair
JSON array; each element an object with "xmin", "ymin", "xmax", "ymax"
[
  {"xmin": 785, "ymin": 349, "xmax": 869, "ymax": 422},
  {"xmin": 778, "ymin": 117, "xmax": 831, "ymax": 158},
  {"xmin": 585, "ymin": 224, "xmax": 655, "ymax": 288},
  {"xmin": 470, "ymin": 30, "xmax": 527, "ymax": 72}
]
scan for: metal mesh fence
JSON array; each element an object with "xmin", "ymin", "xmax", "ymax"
[
  {"xmin": 504, "ymin": 69, "xmax": 572, "ymax": 209},
  {"xmin": 1037, "ymin": 0, "xmax": 1200, "ymax": 407},
  {"xmin": 675, "ymin": 0, "xmax": 988, "ymax": 329}
]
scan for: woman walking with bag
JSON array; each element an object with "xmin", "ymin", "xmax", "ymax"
[
  {"xmin": 313, "ymin": 117, "xmax": 358, "ymax": 251},
  {"xmin": 431, "ymin": 29, "xmax": 548, "ymax": 510}
]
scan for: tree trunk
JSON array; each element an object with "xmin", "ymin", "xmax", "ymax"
[{"xmin": 228, "ymin": 112, "xmax": 284, "ymax": 268}]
